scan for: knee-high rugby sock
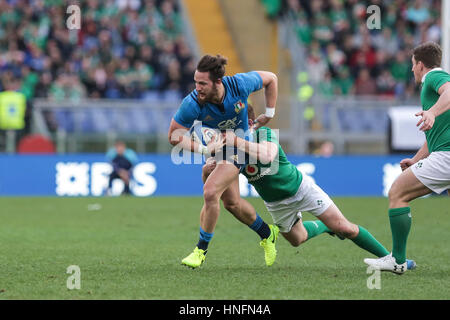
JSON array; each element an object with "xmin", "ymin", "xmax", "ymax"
[
  {"xmin": 303, "ymin": 220, "xmax": 330, "ymax": 240},
  {"xmin": 351, "ymin": 226, "xmax": 390, "ymax": 258},
  {"xmin": 249, "ymin": 213, "xmax": 271, "ymax": 239},
  {"xmin": 197, "ymin": 227, "xmax": 214, "ymax": 251},
  {"xmin": 389, "ymin": 207, "xmax": 411, "ymax": 264}
]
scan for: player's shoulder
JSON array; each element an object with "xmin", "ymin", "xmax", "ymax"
[
  {"xmin": 256, "ymin": 126, "xmax": 277, "ymax": 140},
  {"xmin": 230, "ymin": 71, "xmax": 262, "ymax": 82},
  {"xmin": 426, "ymin": 70, "xmax": 450, "ymax": 82},
  {"xmin": 224, "ymin": 71, "xmax": 262, "ymax": 92},
  {"xmin": 222, "ymin": 75, "xmax": 243, "ymax": 97},
  {"xmin": 179, "ymin": 90, "xmax": 202, "ymax": 114},
  {"xmin": 181, "ymin": 90, "xmax": 202, "ymax": 107}
]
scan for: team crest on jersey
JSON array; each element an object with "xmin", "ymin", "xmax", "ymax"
[
  {"xmin": 245, "ymin": 164, "xmax": 259, "ymax": 176},
  {"xmin": 234, "ymin": 100, "xmax": 245, "ymax": 113}
]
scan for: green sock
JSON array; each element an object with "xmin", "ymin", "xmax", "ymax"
[
  {"xmin": 389, "ymin": 207, "xmax": 411, "ymax": 264},
  {"xmin": 351, "ymin": 226, "xmax": 390, "ymax": 258},
  {"xmin": 303, "ymin": 220, "xmax": 330, "ymax": 240}
]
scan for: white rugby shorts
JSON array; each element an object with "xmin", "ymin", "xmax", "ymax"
[
  {"xmin": 410, "ymin": 151, "xmax": 450, "ymax": 194},
  {"xmin": 264, "ymin": 175, "xmax": 333, "ymax": 233}
]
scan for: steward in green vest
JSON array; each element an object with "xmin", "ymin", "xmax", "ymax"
[{"xmin": 0, "ymin": 90, "xmax": 27, "ymax": 130}]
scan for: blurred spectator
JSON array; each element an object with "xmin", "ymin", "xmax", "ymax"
[
  {"xmin": 354, "ymin": 68, "xmax": 377, "ymax": 95},
  {"xmin": 106, "ymin": 140, "xmax": 138, "ymax": 196},
  {"xmin": 332, "ymin": 67, "xmax": 354, "ymax": 95},
  {"xmin": 314, "ymin": 140, "xmax": 334, "ymax": 157},
  {"xmin": 406, "ymin": 0, "xmax": 430, "ymax": 25},
  {"xmin": 390, "ymin": 50, "xmax": 411, "ymax": 84},
  {"xmin": 376, "ymin": 70, "xmax": 396, "ymax": 96},
  {"xmin": 0, "ymin": 76, "xmax": 32, "ymax": 142}
]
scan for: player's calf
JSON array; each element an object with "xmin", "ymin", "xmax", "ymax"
[{"xmin": 281, "ymin": 220, "xmax": 308, "ymax": 247}]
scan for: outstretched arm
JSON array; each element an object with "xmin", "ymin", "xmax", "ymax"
[
  {"xmin": 416, "ymin": 82, "xmax": 450, "ymax": 131},
  {"xmin": 254, "ymin": 71, "xmax": 278, "ymax": 129}
]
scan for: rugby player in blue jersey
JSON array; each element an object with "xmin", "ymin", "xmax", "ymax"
[{"xmin": 168, "ymin": 55, "xmax": 279, "ymax": 268}]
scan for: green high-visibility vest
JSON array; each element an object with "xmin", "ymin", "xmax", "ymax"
[{"xmin": 0, "ymin": 91, "xmax": 26, "ymax": 130}]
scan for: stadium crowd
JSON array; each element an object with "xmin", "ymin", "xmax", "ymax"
[
  {"xmin": 263, "ymin": 0, "xmax": 442, "ymax": 99},
  {"xmin": 0, "ymin": 0, "xmax": 196, "ymax": 102}
]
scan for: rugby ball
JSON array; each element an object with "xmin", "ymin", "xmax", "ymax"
[{"xmin": 190, "ymin": 123, "xmax": 221, "ymax": 146}]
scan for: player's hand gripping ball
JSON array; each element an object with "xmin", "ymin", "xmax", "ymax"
[{"xmin": 190, "ymin": 124, "xmax": 221, "ymax": 146}]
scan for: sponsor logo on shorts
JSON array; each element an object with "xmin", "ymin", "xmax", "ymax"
[{"xmin": 415, "ymin": 162, "xmax": 423, "ymax": 169}]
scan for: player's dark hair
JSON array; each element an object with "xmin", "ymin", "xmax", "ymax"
[
  {"xmin": 413, "ymin": 42, "xmax": 442, "ymax": 68},
  {"xmin": 196, "ymin": 54, "xmax": 227, "ymax": 82}
]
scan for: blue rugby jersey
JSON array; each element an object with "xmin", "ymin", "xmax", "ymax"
[{"xmin": 173, "ymin": 71, "xmax": 263, "ymax": 133}]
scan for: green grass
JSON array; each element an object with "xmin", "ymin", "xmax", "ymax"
[{"xmin": 0, "ymin": 196, "xmax": 448, "ymax": 300}]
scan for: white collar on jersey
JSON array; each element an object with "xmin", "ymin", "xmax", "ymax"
[{"xmin": 421, "ymin": 67, "xmax": 443, "ymax": 83}]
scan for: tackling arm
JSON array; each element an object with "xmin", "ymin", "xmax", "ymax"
[{"xmin": 223, "ymin": 131, "xmax": 278, "ymax": 164}]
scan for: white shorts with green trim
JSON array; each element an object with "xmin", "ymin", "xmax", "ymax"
[
  {"xmin": 263, "ymin": 175, "xmax": 333, "ymax": 233},
  {"xmin": 410, "ymin": 151, "xmax": 450, "ymax": 195}
]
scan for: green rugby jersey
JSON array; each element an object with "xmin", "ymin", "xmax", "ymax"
[
  {"xmin": 420, "ymin": 69, "xmax": 450, "ymax": 152},
  {"xmin": 241, "ymin": 127, "xmax": 302, "ymax": 202}
]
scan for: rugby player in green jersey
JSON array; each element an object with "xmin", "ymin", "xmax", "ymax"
[
  {"xmin": 203, "ymin": 106, "xmax": 416, "ymax": 270},
  {"xmin": 365, "ymin": 42, "xmax": 450, "ymax": 274}
]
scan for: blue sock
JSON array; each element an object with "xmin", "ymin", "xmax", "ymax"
[
  {"xmin": 249, "ymin": 213, "xmax": 271, "ymax": 239},
  {"xmin": 197, "ymin": 227, "xmax": 214, "ymax": 251}
]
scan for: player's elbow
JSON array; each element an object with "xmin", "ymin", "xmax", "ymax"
[
  {"xmin": 267, "ymin": 72, "xmax": 278, "ymax": 86},
  {"xmin": 168, "ymin": 136, "xmax": 179, "ymax": 146},
  {"xmin": 168, "ymin": 127, "xmax": 187, "ymax": 146}
]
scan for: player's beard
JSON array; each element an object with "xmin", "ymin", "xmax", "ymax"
[{"xmin": 198, "ymin": 83, "xmax": 219, "ymax": 105}]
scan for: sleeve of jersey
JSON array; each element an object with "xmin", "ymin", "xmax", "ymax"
[
  {"xmin": 173, "ymin": 98, "xmax": 200, "ymax": 128},
  {"xmin": 257, "ymin": 127, "xmax": 278, "ymax": 144},
  {"xmin": 234, "ymin": 71, "xmax": 264, "ymax": 97},
  {"xmin": 125, "ymin": 149, "xmax": 139, "ymax": 165},
  {"xmin": 429, "ymin": 72, "xmax": 450, "ymax": 93},
  {"xmin": 106, "ymin": 149, "xmax": 116, "ymax": 161}
]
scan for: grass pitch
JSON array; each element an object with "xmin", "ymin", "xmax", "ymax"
[{"xmin": 0, "ymin": 196, "xmax": 448, "ymax": 300}]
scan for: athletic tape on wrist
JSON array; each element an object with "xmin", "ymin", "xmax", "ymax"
[{"xmin": 265, "ymin": 107, "xmax": 275, "ymax": 118}]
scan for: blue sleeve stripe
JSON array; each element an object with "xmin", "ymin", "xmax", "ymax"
[
  {"xmin": 224, "ymin": 77, "xmax": 235, "ymax": 97},
  {"xmin": 231, "ymin": 77, "xmax": 241, "ymax": 96},
  {"xmin": 189, "ymin": 93, "xmax": 201, "ymax": 107},
  {"xmin": 225, "ymin": 77, "xmax": 234, "ymax": 96}
]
